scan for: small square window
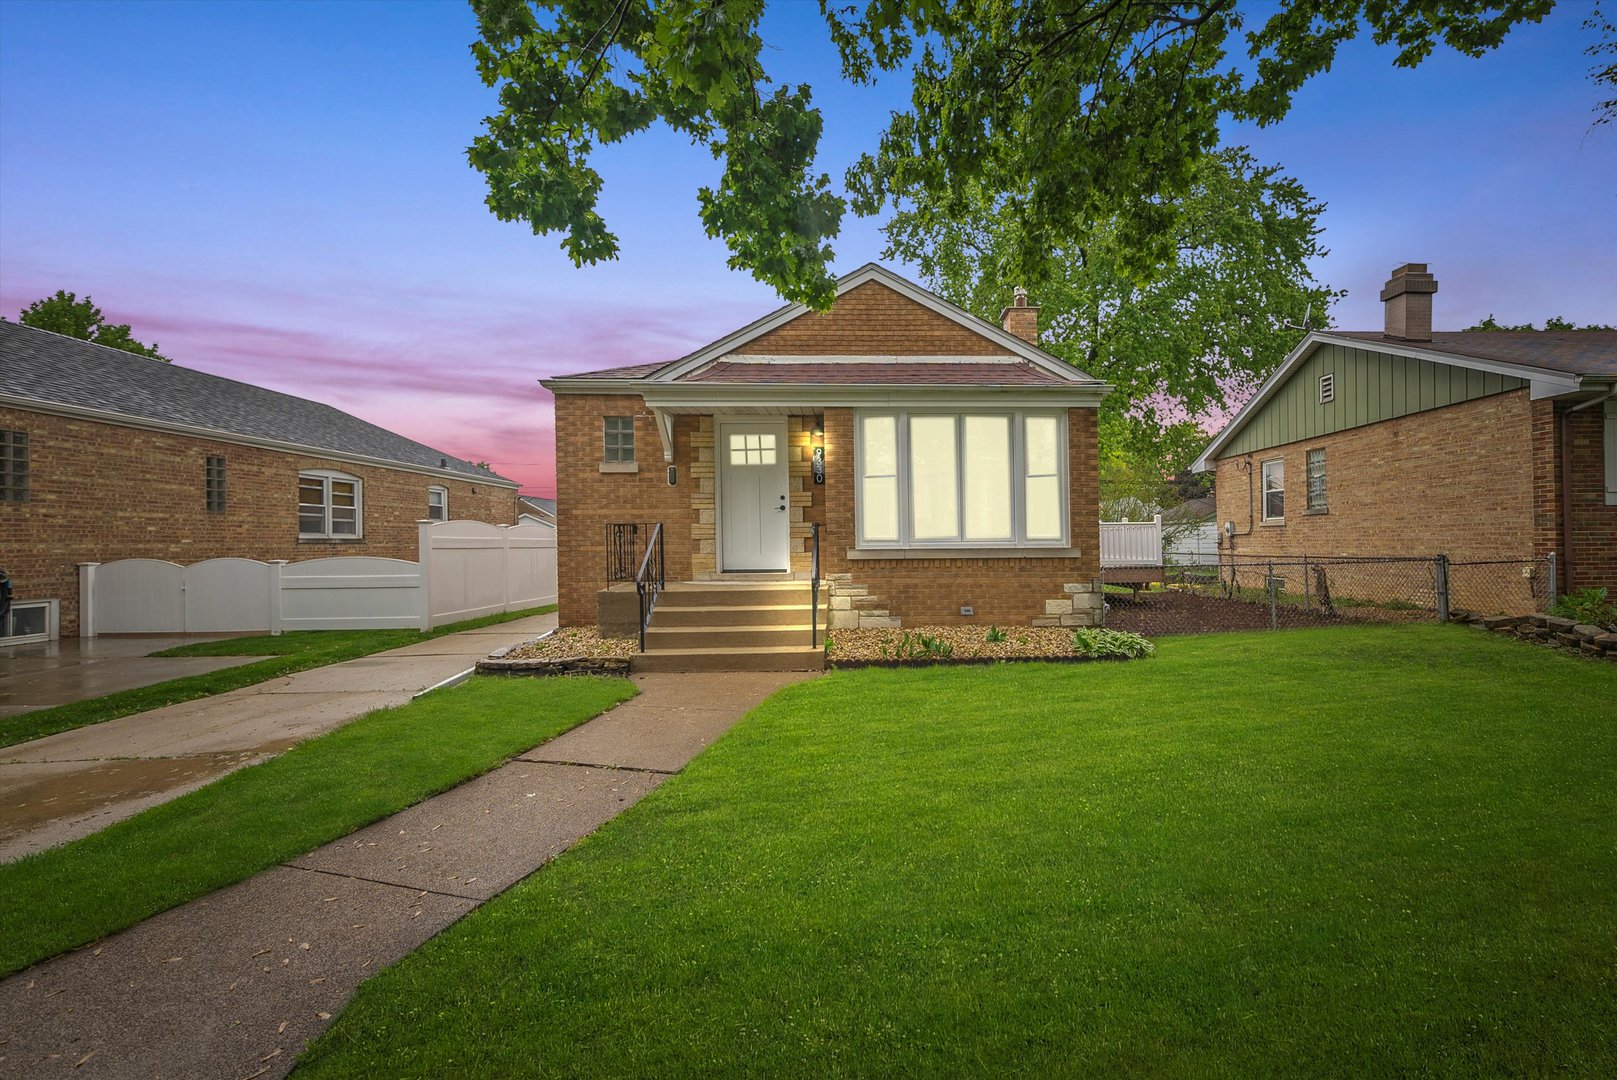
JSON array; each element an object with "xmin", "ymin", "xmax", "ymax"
[
  {"xmin": 604, "ymin": 416, "xmax": 635, "ymax": 463},
  {"xmin": 1, "ymin": 430, "xmax": 27, "ymax": 503},
  {"xmin": 728, "ymin": 432, "xmax": 777, "ymax": 466},
  {"xmin": 1306, "ymin": 449, "xmax": 1327, "ymax": 511},
  {"xmin": 1319, "ymin": 372, "xmax": 1335, "ymax": 405},
  {"xmin": 205, "ymin": 456, "xmax": 227, "ymax": 513},
  {"xmin": 1261, "ymin": 458, "xmax": 1285, "ymax": 522}
]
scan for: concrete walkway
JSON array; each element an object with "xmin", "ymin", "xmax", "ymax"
[
  {"xmin": 0, "ymin": 635, "xmax": 266, "ymax": 722},
  {"xmin": 0, "ymin": 670, "xmax": 812, "ymax": 1079},
  {"xmin": 0, "ymin": 614, "xmax": 559, "ymax": 862}
]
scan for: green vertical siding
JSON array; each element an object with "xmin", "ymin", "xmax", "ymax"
[{"xmin": 1219, "ymin": 343, "xmax": 1528, "ymax": 458}]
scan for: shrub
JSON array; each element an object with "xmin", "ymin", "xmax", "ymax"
[
  {"xmin": 985, "ymin": 625, "xmax": 1008, "ymax": 644},
  {"xmin": 1071, "ymin": 628, "xmax": 1156, "ymax": 659},
  {"xmin": 1550, "ymin": 588, "xmax": 1617, "ymax": 628}
]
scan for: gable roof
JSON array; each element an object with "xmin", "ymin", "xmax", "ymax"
[
  {"xmin": 0, "ymin": 320, "xmax": 517, "ymax": 486},
  {"xmin": 1192, "ymin": 329, "xmax": 1617, "ymax": 472},
  {"xmin": 543, "ymin": 263, "xmax": 1106, "ymax": 391}
]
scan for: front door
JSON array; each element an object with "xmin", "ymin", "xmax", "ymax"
[{"xmin": 718, "ymin": 418, "xmax": 790, "ymax": 572}]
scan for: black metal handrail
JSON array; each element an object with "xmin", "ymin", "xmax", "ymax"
[
  {"xmin": 810, "ymin": 521, "xmax": 823, "ymax": 648},
  {"xmin": 606, "ymin": 522, "xmax": 653, "ymax": 583},
  {"xmin": 634, "ymin": 523, "xmax": 665, "ymax": 652}
]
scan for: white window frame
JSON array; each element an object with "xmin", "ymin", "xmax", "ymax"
[
  {"xmin": 1261, "ymin": 458, "xmax": 1285, "ymax": 523},
  {"xmin": 427, "ymin": 485, "xmax": 449, "ymax": 522},
  {"xmin": 298, "ymin": 469, "xmax": 363, "ymax": 539},
  {"xmin": 1605, "ymin": 399, "xmax": 1616, "ymax": 507},
  {"xmin": 1305, "ymin": 448, "xmax": 1327, "ymax": 512},
  {"xmin": 854, "ymin": 408, "xmax": 1068, "ymax": 549}
]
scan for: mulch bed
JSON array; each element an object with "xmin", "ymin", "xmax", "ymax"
[
  {"xmin": 1101, "ymin": 590, "xmax": 1384, "ymax": 635},
  {"xmin": 828, "ymin": 626, "xmax": 1130, "ymax": 666}
]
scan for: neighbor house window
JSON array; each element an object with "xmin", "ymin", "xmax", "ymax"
[
  {"xmin": 603, "ymin": 416, "xmax": 635, "ymax": 463},
  {"xmin": 205, "ymin": 456, "xmax": 227, "ymax": 513},
  {"xmin": 1, "ymin": 430, "xmax": 26, "ymax": 503},
  {"xmin": 1261, "ymin": 458, "xmax": 1285, "ymax": 522},
  {"xmin": 1318, "ymin": 372, "xmax": 1335, "ymax": 405},
  {"xmin": 1306, "ymin": 449, "xmax": 1327, "ymax": 512},
  {"xmin": 856, "ymin": 411, "xmax": 1065, "ymax": 547},
  {"xmin": 299, "ymin": 470, "xmax": 362, "ymax": 538},
  {"xmin": 427, "ymin": 485, "xmax": 448, "ymax": 521}
]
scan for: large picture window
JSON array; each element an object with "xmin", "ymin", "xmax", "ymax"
[
  {"xmin": 856, "ymin": 411, "xmax": 1067, "ymax": 547},
  {"xmin": 299, "ymin": 470, "xmax": 362, "ymax": 539}
]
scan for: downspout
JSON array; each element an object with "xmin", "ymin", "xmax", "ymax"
[{"xmin": 1559, "ymin": 388, "xmax": 1617, "ymax": 593}]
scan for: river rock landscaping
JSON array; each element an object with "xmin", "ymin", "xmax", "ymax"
[
  {"xmin": 827, "ymin": 626, "xmax": 1155, "ymax": 666},
  {"xmin": 476, "ymin": 628, "xmax": 638, "ymax": 676}
]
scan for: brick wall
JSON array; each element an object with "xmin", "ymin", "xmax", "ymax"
[
  {"xmin": 0, "ymin": 406, "xmax": 517, "ymax": 636},
  {"xmin": 1213, "ymin": 389, "xmax": 1538, "ymax": 563},
  {"xmin": 553, "ymin": 394, "xmax": 697, "ymax": 626},
  {"xmin": 1536, "ymin": 399, "xmax": 1617, "ymax": 591},
  {"xmin": 731, "ymin": 281, "xmax": 1005, "ymax": 356}
]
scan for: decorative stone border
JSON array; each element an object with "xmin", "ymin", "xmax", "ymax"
[
  {"xmin": 1455, "ymin": 610, "xmax": 1617, "ymax": 660},
  {"xmin": 476, "ymin": 656, "xmax": 633, "ymax": 677},
  {"xmin": 830, "ymin": 654, "xmax": 1129, "ymax": 670}
]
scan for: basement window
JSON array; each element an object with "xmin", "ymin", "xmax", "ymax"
[
  {"xmin": 1, "ymin": 430, "xmax": 27, "ymax": 502},
  {"xmin": 1261, "ymin": 458, "xmax": 1285, "ymax": 523}
]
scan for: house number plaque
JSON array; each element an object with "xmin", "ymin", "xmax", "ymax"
[{"xmin": 812, "ymin": 445, "xmax": 825, "ymax": 484}]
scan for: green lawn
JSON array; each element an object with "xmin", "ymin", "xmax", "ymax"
[
  {"xmin": 299, "ymin": 625, "xmax": 1617, "ymax": 1078},
  {"xmin": 0, "ymin": 604, "xmax": 555, "ymax": 749},
  {"xmin": 0, "ymin": 675, "xmax": 633, "ymax": 977}
]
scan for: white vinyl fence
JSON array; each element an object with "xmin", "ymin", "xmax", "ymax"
[
  {"xmin": 79, "ymin": 520, "xmax": 557, "ymax": 637},
  {"xmin": 1099, "ymin": 515, "xmax": 1163, "ymax": 568}
]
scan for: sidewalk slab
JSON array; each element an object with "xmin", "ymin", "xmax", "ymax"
[
  {"xmin": 250, "ymin": 655, "xmax": 477, "ymax": 695},
  {"xmin": 527, "ymin": 670, "xmax": 819, "ymax": 773},
  {"xmin": 290, "ymin": 760, "xmax": 664, "ymax": 900},
  {"xmin": 0, "ymin": 866, "xmax": 475, "ymax": 1080}
]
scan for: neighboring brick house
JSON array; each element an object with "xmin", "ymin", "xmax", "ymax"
[
  {"xmin": 1, "ymin": 320, "xmax": 519, "ymax": 639},
  {"xmin": 1193, "ymin": 263, "xmax": 1616, "ymax": 605},
  {"xmin": 541, "ymin": 264, "xmax": 1111, "ymax": 668}
]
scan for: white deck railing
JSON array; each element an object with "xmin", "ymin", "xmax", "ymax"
[{"xmin": 1099, "ymin": 515, "xmax": 1163, "ymax": 568}]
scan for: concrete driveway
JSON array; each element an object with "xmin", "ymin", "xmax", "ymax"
[
  {"xmin": 0, "ymin": 635, "xmax": 266, "ymax": 721},
  {"xmin": 0, "ymin": 612, "xmax": 558, "ymax": 862}
]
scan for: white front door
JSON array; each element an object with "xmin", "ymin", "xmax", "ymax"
[{"xmin": 718, "ymin": 418, "xmax": 790, "ymax": 571}]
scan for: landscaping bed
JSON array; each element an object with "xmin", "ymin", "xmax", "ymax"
[
  {"xmin": 828, "ymin": 626, "xmax": 1153, "ymax": 666},
  {"xmin": 477, "ymin": 628, "xmax": 637, "ymax": 676}
]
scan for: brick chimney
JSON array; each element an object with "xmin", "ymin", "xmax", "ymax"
[
  {"xmin": 1001, "ymin": 286, "xmax": 1039, "ymax": 345},
  {"xmin": 1381, "ymin": 263, "xmax": 1438, "ymax": 341}
]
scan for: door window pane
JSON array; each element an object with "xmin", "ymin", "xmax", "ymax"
[
  {"xmin": 909, "ymin": 415, "xmax": 959, "ymax": 541},
  {"xmin": 963, "ymin": 415, "xmax": 1012, "ymax": 541},
  {"xmin": 729, "ymin": 432, "xmax": 777, "ymax": 466}
]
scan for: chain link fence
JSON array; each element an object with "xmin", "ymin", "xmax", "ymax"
[{"xmin": 1103, "ymin": 553, "xmax": 1556, "ymax": 637}]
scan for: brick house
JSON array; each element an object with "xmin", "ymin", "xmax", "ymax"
[
  {"xmin": 1193, "ymin": 264, "xmax": 1617, "ymax": 605},
  {"xmin": 541, "ymin": 264, "xmax": 1111, "ymax": 670},
  {"xmin": 1, "ymin": 320, "xmax": 520, "ymax": 639}
]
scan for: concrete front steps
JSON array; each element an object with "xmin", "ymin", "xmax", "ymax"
[{"xmin": 634, "ymin": 581, "xmax": 826, "ymax": 673}]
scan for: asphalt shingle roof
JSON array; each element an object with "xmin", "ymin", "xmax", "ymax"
[
  {"xmin": 0, "ymin": 320, "xmax": 511, "ymax": 482},
  {"xmin": 1331, "ymin": 330, "xmax": 1617, "ymax": 378}
]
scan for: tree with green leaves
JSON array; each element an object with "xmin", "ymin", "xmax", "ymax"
[
  {"xmin": 468, "ymin": 0, "xmax": 1552, "ymax": 307},
  {"xmin": 885, "ymin": 146, "xmax": 1338, "ymax": 508},
  {"xmin": 14, "ymin": 291, "xmax": 170, "ymax": 361},
  {"xmin": 1464, "ymin": 314, "xmax": 1616, "ymax": 331}
]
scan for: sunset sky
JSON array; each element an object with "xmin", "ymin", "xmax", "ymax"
[{"xmin": 2, "ymin": 1, "xmax": 1613, "ymax": 498}]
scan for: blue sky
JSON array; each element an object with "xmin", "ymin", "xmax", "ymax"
[{"xmin": 2, "ymin": 0, "xmax": 1613, "ymax": 496}]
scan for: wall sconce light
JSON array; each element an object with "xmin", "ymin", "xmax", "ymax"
[{"xmin": 811, "ymin": 414, "xmax": 825, "ymax": 444}]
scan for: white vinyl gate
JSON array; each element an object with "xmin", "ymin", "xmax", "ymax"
[{"xmin": 79, "ymin": 520, "xmax": 557, "ymax": 637}]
